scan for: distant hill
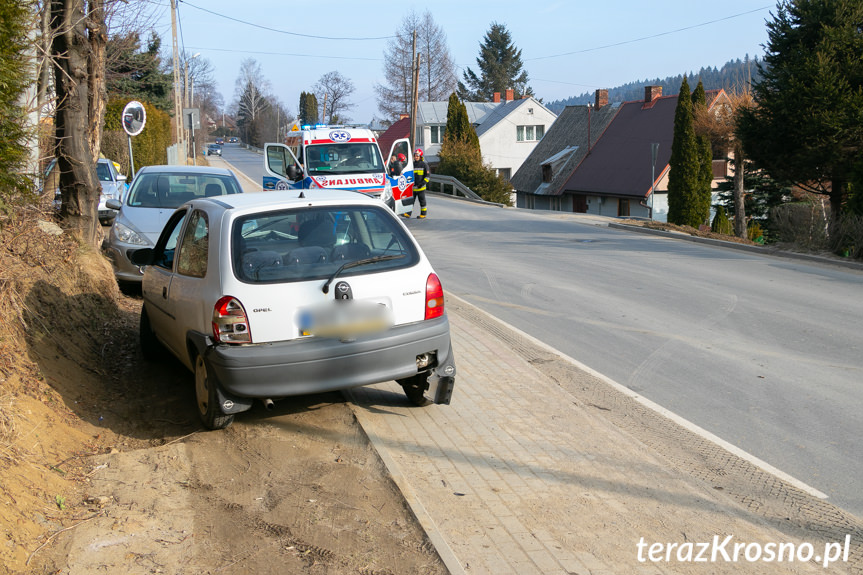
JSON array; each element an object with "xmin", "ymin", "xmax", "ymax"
[{"xmin": 545, "ymin": 55, "xmax": 763, "ymax": 113}]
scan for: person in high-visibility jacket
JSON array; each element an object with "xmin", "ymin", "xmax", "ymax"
[{"xmin": 411, "ymin": 148, "xmax": 429, "ymax": 218}]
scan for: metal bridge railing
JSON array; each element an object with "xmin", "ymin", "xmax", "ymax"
[{"xmin": 428, "ymin": 174, "xmax": 505, "ymax": 207}]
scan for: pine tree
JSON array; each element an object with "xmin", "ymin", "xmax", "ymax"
[
  {"xmin": 106, "ymin": 32, "xmax": 172, "ymax": 113},
  {"xmin": 457, "ymin": 22, "xmax": 533, "ymax": 101},
  {"xmin": 443, "ymin": 93, "xmax": 478, "ymax": 148},
  {"xmin": 437, "ymin": 93, "xmax": 512, "ymax": 205},
  {"xmin": 691, "ymin": 80, "xmax": 713, "ymax": 225},
  {"xmin": 668, "ymin": 77, "xmax": 701, "ymax": 226},
  {"xmin": 0, "ymin": 0, "xmax": 33, "ymax": 209},
  {"xmin": 736, "ymin": 0, "xmax": 863, "ymax": 225},
  {"xmin": 298, "ymin": 92, "xmax": 318, "ymax": 126}
]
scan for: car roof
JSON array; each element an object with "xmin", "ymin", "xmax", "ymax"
[
  {"xmin": 136, "ymin": 165, "xmax": 234, "ymax": 177},
  {"xmin": 202, "ymin": 189, "xmax": 381, "ymax": 212}
]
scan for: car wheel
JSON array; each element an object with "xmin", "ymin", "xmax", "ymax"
[
  {"xmin": 397, "ymin": 373, "xmax": 430, "ymax": 407},
  {"xmin": 139, "ymin": 307, "xmax": 162, "ymax": 361},
  {"xmin": 194, "ymin": 354, "xmax": 234, "ymax": 430}
]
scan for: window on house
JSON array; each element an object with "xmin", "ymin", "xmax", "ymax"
[
  {"xmin": 541, "ymin": 164, "xmax": 552, "ymax": 183},
  {"xmin": 497, "ymin": 168, "xmax": 511, "ymax": 181},
  {"xmin": 430, "ymin": 125, "xmax": 445, "ymax": 145},
  {"xmin": 517, "ymin": 125, "xmax": 544, "ymax": 142}
]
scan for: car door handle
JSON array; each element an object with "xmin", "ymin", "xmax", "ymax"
[{"xmin": 162, "ymin": 286, "xmax": 168, "ymax": 299}]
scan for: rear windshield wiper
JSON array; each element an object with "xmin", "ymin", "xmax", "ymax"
[{"xmin": 322, "ymin": 254, "xmax": 405, "ymax": 294}]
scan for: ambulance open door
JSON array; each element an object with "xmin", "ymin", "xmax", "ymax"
[
  {"xmin": 386, "ymin": 138, "xmax": 414, "ymax": 216},
  {"xmin": 263, "ymin": 143, "xmax": 303, "ymax": 191}
]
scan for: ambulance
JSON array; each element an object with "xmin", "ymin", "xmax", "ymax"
[{"xmin": 263, "ymin": 125, "xmax": 415, "ymax": 216}]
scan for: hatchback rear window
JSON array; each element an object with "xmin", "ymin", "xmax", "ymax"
[{"xmin": 232, "ymin": 205, "xmax": 419, "ymax": 283}]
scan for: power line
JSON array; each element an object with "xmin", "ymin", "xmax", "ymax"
[
  {"xmin": 178, "ymin": 0, "xmax": 396, "ymax": 41},
  {"xmin": 186, "ymin": 46, "xmax": 382, "ymax": 62},
  {"xmin": 526, "ymin": 7, "xmax": 771, "ymax": 61}
]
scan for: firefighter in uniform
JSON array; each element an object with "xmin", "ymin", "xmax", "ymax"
[{"xmin": 411, "ymin": 148, "xmax": 429, "ymax": 218}]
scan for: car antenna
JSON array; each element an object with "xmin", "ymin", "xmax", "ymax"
[{"xmin": 298, "ymin": 191, "xmax": 305, "ymax": 198}]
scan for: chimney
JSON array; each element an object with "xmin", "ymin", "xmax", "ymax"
[
  {"xmin": 505, "ymin": 88, "xmax": 514, "ymax": 101},
  {"xmin": 645, "ymin": 86, "xmax": 662, "ymax": 103},
  {"xmin": 493, "ymin": 92, "xmax": 501, "ymax": 103},
  {"xmin": 398, "ymin": 113, "xmax": 409, "ymax": 120},
  {"xmin": 595, "ymin": 89, "xmax": 609, "ymax": 110}
]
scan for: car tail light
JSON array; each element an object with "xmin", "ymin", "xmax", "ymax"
[
  {"xmin": 212, "ymin": 296, "xmax": 252, "ymax": 343},
  {"xmin": 425, "ymin": 273, "xmax": 444, "ymax": 320}
]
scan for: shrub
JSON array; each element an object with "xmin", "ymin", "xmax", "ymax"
[
  {"xmin": 711, "ymin": 206, "xmax": 732, "ymax": 235},
  {"xmin": 747, "ymin": 221, "xmax": 765, "ymax": 243},
  {"xmin": 828, "ymin": 213, "xmax": 863, "ymax": 260},
  {"xmin": 436, "ymin": 138, "xmax": 513, "ymax": 206},
  {"xmin": 768, "ymin": 202, "xmax": 829, "ymax": 252}
]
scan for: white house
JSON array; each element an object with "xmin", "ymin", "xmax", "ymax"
[{"xmin": 414, "ymin": 90, "xmax": 557, "ymax": 181}]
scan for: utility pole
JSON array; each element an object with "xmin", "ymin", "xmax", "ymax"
[
  {"xmin": 321, "ymin": 93, "xmax": 328, "ymax": 124},
  {"xmin": 183, "ymin": 53, "xmax": 200, "ymax": 160},
  {"xmin": 409, "ymin": 30, "xmax": 419, "ymax": 148},
  {"xmin": 170, "ymin": 0, "xmax": 184, "ymax": 160}
]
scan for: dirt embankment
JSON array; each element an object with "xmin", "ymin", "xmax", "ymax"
[{"xmin": 0, "ymin": 210, "xmax": 446, "ymax": 574}]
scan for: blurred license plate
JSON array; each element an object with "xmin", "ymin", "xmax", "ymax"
[{"xmin": 299, "ymin": 301, "xmax": 393, "ymax": 338}]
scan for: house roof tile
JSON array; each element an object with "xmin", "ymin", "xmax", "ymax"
[
  {"xmin": 561, "ymin": 95, "xmax": 677, "ymax": 198},
  {"xmin": 376, "ymin": 117, "xmax": 410, "ymax": 158},
  {"xmin": 510, "ymin": 104, "xmax": 619, "ymax": 195},
  {"xmin": 561, "ymin": 89, "xmax": 726, "ymax": 199}
]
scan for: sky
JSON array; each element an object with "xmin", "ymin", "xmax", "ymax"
[{"xmin": 152, "ymin": 0, "xmax": 775, "ymax": 124}]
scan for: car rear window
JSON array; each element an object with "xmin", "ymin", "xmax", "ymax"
[
  {"xmin": 126, "ymin": 172, "xmax": 241, "ymax": 208},
  {"xmin": 232, "ymin": 205, "xmax": 420, "ymax": 283}
]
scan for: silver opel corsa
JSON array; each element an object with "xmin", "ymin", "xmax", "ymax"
[{"xmin": 102, "ymin": 165, "xmax": 244, "ymax": 285}]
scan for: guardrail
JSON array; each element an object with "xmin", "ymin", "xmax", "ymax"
[
  {"xmin": 428, "ymin": 174, "xmax": 505, "ymax": 207},
  {"xmin": 428, "ymin": 174, "xmax": 482, "ymax": 201}
]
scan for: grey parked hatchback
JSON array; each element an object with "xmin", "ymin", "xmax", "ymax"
[{"xmin": 102, "ymin": 165, "xmax": 244, "ymax": 284}]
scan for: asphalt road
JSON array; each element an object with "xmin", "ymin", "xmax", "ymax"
[{"xmin": 223, "ymin": 144, "xmax": 863, "ymax": 519}]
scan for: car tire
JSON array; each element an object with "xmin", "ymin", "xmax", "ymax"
[
  {"xmin": 397, "ymin": 373, "xmax": 430, "ymax": 407},
  {"xmin": 139, "ymin": 307, "xmax": 162, "ymax": 361},
  {"xmin": 194, "ymin": 353, "xmax": 234, "ymax": 430}
]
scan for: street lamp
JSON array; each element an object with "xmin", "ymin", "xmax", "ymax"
[
  {"xmin": 184, "ymin": 52, "xmax": 200, "ymax": 108},
  {"xmin": 650, "ymin": 143, "xmax": 659, "ymax": 219}
]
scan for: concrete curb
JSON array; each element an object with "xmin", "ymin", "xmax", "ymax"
[
  {"xmin": 608, "ymin": 222, "xmax": 863, "ymax": 271},
  {"xmin": 346, "ymin": 397, "xmax": 467, "ymax": 575}
]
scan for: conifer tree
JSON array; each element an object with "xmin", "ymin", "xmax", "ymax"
[
  {"xmin": 437, "ymin": 93, "xmax": 511, "ymax": 205},
  {"xmin": 298, "ymin": 92, "xmax": 318, "ymax": 126},
  {"xmin": 458, "ymin": 22, "xmax": 533, "ymax": 101},
  {"xmin": 691, "ymin": 80, "xmax": 713, "ymax": 225},
  {"xmin": 667, "ymin": 76, "xmax": 702, "ymax": 227},
  {"xmin": 736, "ymin": 0, "xmax": 863, "ymax": 226},
  {"xmin": 443, "ymin": 93, "xmax": 478, "ymax": 149},
  {"xmin": 0, "ymin": 0, "xmax": 33, "ymax": 209}
]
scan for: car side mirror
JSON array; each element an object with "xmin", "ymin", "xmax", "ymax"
[
  {"xmin": 117, "ymin": 174, "xmax": 127, "ymax": 183},
  {"xmin": 287, "ymin": 165, "xmax": 303, "ymax": 181},
  {"xmin": 129, "ymin": 248, "xmax": 154, "ymax": 266},
  {"xmin": 106, "ymin": 198, "xmax": 122, "ymax": 210}
]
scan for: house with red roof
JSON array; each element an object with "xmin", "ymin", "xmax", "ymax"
[
  {"xmin": 376, "ymin": 90, "xmax": 557, "ymax": 181},
  {"xmin": 512, "ymin": 86, "xmax": 730, "ymax": 221}
]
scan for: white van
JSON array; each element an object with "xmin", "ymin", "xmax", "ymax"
[{"xmin": 263, "ymin": 125, "xmax": 415, "ymax": 216}]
